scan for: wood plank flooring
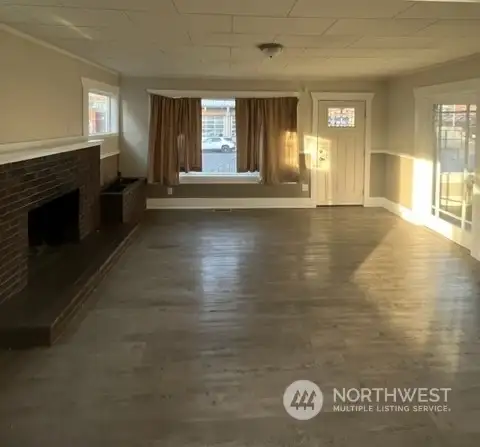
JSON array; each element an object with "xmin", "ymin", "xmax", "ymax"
[{"xmin": 0, "ymin": 208, "xmax": 479, "ymax": 446}]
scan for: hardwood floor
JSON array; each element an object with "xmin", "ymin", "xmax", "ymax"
[{"xmin": 0, "ymin": 208, "xmax": 479, "ymax": 446}]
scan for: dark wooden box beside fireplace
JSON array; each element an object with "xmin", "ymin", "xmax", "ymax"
[{"xmin": 100, "ymin": 177, "xmax": 146, "ymax": 225}]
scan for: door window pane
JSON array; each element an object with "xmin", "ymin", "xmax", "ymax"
[{"xmin": 328, "ymin": 107, "xmax": 355, "ymax": 128}]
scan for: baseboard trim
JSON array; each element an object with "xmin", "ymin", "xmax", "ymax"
[
  {"xmin": 364, "ymin": 197, "xmax": 385, "ymax": 207},
  {"xmin": 382, "ymin": 199, "xmax": 422, "ymax": 225},
  {"xmin": 365, "ymin": 197, "xmax": 422, "ymax": 224},
  {"xmin": 147, "ymin": 197, "xmax": 316, "ymax": 209}
]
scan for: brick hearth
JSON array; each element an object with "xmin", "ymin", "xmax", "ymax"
[{"xmin": 0, "ymin": 145, "xmax": 100, "ymax": 304}]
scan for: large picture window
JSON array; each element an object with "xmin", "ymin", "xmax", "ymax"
[
  {"xmin": 201, "ymin": 99, "xmax": 237, "ymax": 174},
  {"xmin": 148, "ymin": 91, "xmax": 299, "ymax": 184}
]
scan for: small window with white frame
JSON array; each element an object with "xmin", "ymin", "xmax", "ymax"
[
  {"xmin": 82, "ymin": 78, "xmax": 119, "ymax": 137},
  {"xmin": 88, "ymin": 92, "xmax": 112, "ymax": 135}
]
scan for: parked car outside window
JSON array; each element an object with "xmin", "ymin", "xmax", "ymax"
[{"xmin": 202, "ymin": 137, "xmax": 236, "ymax": 152}]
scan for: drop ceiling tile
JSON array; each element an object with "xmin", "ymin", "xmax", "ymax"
[
  {"xmin": 173, "ymin": 0, "xmax": 297, "ymax": 16},
  {"xmin": 9, "ymin": 23, "xmax": 101, "ymax": 40},
  {"xmin": 231, "ymin": 58, "xmax": 288, "ymax": 72},
  {"xmin": 302, "ymin": 47, "xmax": 439, "ymax": 59},
  {"xmin": 162, "ymin": 46, "xmax": 231, "ymax": 62},
  {"xmin": 351, "ymin": 36, "xmax": 440, "ymax": 49},
  {"xmin": 118, "ymin": 12, "xmax": 192, "ymax": 45},
  {"xmin": 325, "ymin": 19, "xmax": 435, "ymax": 37},
  {"xmin": 233, "ymin": 16, "xmax": 335, "ymax": 35},
  {"xmin": 183, "ymin": 14, "xmax": 233, "ymax": 33},
  {"xmin": 321, "ymin": 57, "xmax": 398, "ymax": 68},
  {"xmin": 397, "ymin": 2, "xmax": 480, "ymax": 19},
  {"xmin": 190, "ymin": 32, "xmax": 276, "ymax": 47},
  {"xmin": 0, "ymin": 5, "xmax": 45, "ymax": 24},
  {"xmin": 44, "ymin": 38, "xmax": 104, "ymax": 57},
  {"xmin": 0, "ymin": 0, "xmax": 177, "ymax": 12},
  {"xmin": 289, "ymin": 0, "xmax": 412, "ymax": 19},
  {"xmin": 125, "ymin": 12, "xmax": 231, "ymax": 34},
  {"xmin": 0, "ymin": 5, "xmax": 132, "ymax": 27},
  {"xmin": 277, "ymin": 35, "xmax": 359, "ymax": 49},
  {"xmin": 416, "ymin": 20, "xmax": 480, "ymax": 38},
  {"xmin": 231, "ymin": 46, "xmax": 303, "ymax": 61},
  {"xmin": 63, "ymin": 0, "xmax": 177, "ymax": 12},
  {"xmin": 51, "ymin": 38, "xmax": 145, "ymax": 56}
]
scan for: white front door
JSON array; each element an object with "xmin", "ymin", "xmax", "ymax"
[{"xmin": 315, "ymin": 101, "xmax": 366, "ymax": 205}]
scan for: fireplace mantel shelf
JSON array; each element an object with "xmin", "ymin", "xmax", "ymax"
[{"xmin": 0, "ymin": 139, "xmax": 102, "ymax": 166}]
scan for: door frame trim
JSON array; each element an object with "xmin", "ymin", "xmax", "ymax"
[{"xmin": 311, "ymin": 92, "xmax": 375, "ymax": 206}]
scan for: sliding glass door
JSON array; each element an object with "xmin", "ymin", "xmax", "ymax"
[{"xmin": 432, "ymin": 104, "xmax": 476, "ymax": 234}]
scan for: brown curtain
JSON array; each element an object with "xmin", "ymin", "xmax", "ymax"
[
  {"xmin": 236, "ymin": 98, "xmax": 263, "ymax": 173},
  {"xmin": 262, "ymin": 97, "xmax": 299, "ymax": 184},
  {"xmin": 177, "ymin": 98, "xmax": 202, "ymax": 173},
  {"xmin": 148, "ymin": 95, "xmax": 201, "ymax": 185},
  {"xmin": 236, "ymin": 97, "xmax": 299, "ymax": 184}
]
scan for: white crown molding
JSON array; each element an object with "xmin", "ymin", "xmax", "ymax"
[
  {"xmin": 0, "ymin": 23, "xmax": 118, "ymax": 76},
  {"xmin": 147, "ymin": 89, "xmax": 300, "ymax": 98}
]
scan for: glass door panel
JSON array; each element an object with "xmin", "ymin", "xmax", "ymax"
[
  {"xmin": 465, "ymin": 105, "xmax": 476, "ymax": 231},
  {"xmin": 432, "ymin": 104, "xmax": 477, "ymax": 233}
]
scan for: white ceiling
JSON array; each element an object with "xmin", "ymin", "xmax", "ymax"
[{"xmin": 2, "ymin": 0, "xmax": 480, "ymax": 79}]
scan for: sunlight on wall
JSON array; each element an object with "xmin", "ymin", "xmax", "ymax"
[
  {"xmin": 303, "ymin": 134, "xmax": 333, "ymax": 204},
  {"xmin": 283, "ymin": 130, "xmax": 300, "ymax": 170},
  {"xmin": 412, "ymin": 157, "xmax": 434, "ymax": 222}
]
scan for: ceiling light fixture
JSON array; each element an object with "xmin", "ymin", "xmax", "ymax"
[{"xmin": 257, "ymin": 43, "xmax": 284, "ymax": 59}]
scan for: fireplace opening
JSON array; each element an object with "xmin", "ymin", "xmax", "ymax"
[{"xmin": 28, "ymin": 189, "xmax": 80, "ymax": 255}]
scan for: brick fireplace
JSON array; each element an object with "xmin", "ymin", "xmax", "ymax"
[{"xmin": 0, "ymin": 145, "xmax": 101, "ymax": 305}]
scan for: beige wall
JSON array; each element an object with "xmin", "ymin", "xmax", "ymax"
[
  {"xmin": 384, "ymin": 154, "xmax": 414, "ymax": 209},
  {"xmin": 370, "ymin": 153, "xmax": 386, "ymax": 198},
  {"xmin": 100, "ymin": 155, "xmax": 119, "ymax": 187},
  {"xmin": 0, "ymin": 27, "xmax": 119, "ymax": 145},
  {"xmin": 369, "ymin": 153, "xmax": 413, "ymax": 209},
  {"xmin": 120, "ymin": 76, "xmax": 388, "ymax": 198}
]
